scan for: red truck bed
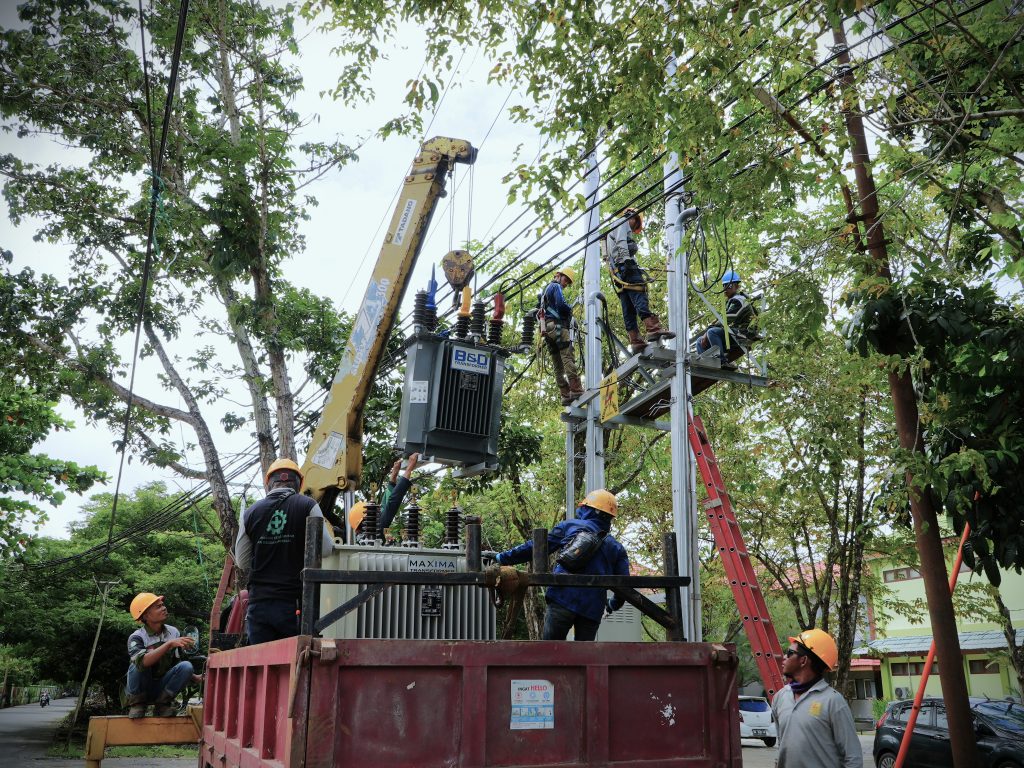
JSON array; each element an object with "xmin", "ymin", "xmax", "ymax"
[{"xmin": 201, "ymin": 636, "xmax": 741, "ymax": 768}]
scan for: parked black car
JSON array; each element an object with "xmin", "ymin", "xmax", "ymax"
[{"xmin": 874, "ymin": 697, "xmax": 1024, "ymax": 768}]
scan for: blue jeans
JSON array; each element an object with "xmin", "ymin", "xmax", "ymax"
[
  {"xmin": 126, "ymin": 660, "xmax": 193, "ymax": 702},
  {"xmin": 246, "ymin": 599, "xmax": 299, "ymax": 644},
  {"xmin": 615, "ymin": 264, "xmax": 652, "ymax": 333},
  {"xmin": 697, "ymin": 326, "xmax": 737, "ymax": 362},
  {"xmin": 542, "ymin": 600, "xmax": 601, "ymax": 641}
]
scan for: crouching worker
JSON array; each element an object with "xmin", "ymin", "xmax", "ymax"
[
  {"xmin": 126, "ymin": 593, "xmax": 201, "ymax": 718},
  {"xmin": 494, "ymin": 489, "xmax": 629, "ymax": 641}
]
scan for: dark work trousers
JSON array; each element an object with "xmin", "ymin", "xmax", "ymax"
[
  {"xmin": 246, "ymin": 599, "xmax": 299, "ymax": 644},
  {"xmin": 614, "ymin": 263, "xmax": 652, "ymax": 332},
  {"xmin": 542, "ymin": 600, "xmax": 601, "ymax": 641}
]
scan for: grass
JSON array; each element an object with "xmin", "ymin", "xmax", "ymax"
[{"xmin": 48, "ymin": 742, "xmax": 199, "ymax": 758}]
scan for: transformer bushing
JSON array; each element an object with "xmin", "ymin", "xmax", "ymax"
[
  {"xmin": 412, "ymin": 290, "xmax": 438, "ymax": 333},
  {"xmin": 519, "ymin": 311, "xmax": 537, "ymax": 348},
  {"xmin": 454, "ymin": 314, "xmax": 470, "ymax": 339},
  {"xmin": 402, "ymin": 500, "xmax": 421, "ymax": 547},
  {"xmin": 470, "ymin": 301, "xmax": 486, "ymax": 340},
  {"xmin": 359, "ymin": 501, "xmax": 380, "ymax": 545},
  {"xmin": 442, "ymin": 504, "xmax": 462, "ymax": 549},
  {"xmin": 487, "ymin": 317, "xmax": 504, "ymax": 346}
]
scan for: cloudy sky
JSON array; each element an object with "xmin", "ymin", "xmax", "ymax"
[{"xmin": 1, "ymin": 2, "xmax": 585, "ymax": 538}]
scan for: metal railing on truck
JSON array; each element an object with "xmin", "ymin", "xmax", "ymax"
[{"xmin": 298, "ymin": 517, "xmax": 692, "ymax": 640}]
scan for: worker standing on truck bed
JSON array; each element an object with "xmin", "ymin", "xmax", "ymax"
[
  {"xmin": 772, "ymin": 629, "xmax": 863, "ymax": 768},
  {"xmin": 126, "ymin": 593, "xmax": 202, "ymax": 718},
  {"xmin": 494, "ymin": 489, "xmax": 630, "ymax": 641},
  {"xmin": 348, "ymin": 452, "xmax": 420, "ymax": 542},
  {"xmin": 541, "ymin": 268, "xmax": 583, "ymax": 406},
  {"xmin": 606, "ymin": 208, "xmax": 674, "ymax": 353},
  {"xmin": 235, "ymin": 458, "xmax": 334, "ymax": 644}
]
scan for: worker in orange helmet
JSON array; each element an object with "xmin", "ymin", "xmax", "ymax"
[
  {"xmin": 234, "ymin": 458, "xmax": 335, "ymax": 644},
  {"xmin": 494, "ymin": 489, "xmax": 630, "ymax": 641},
  {"xmin": 347, "ymin": 453, "xmax": 420, "ymax": 542},
  {"xmin": 772, "ymin": 628, "xmax": 862, "ymax": 768},
  {"xmin": 125, "ymin": 593, "xmax": 202, "ymax": 718}
]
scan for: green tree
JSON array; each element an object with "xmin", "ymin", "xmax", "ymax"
[{"xmin": 1, "ymin": 0, "xmax": 354, "ymax": 551}]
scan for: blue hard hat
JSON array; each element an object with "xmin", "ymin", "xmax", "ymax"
[{"xmin": 722, "ymin": 270, "xmax": 741, "ymax": 285}]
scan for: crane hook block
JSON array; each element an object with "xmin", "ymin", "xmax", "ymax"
[{"xmin": 442, "ymin": 250, "xmax": 474, "ymax": 292}]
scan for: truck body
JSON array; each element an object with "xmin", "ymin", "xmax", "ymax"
[{"xmin": 201, "ymin": 635, "xmax": 741, "ymax": 767}]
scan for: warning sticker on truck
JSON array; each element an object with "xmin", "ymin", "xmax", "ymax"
[{"xmin": 510, "ymin": 680, "xmax": 554, "ymax": 730}]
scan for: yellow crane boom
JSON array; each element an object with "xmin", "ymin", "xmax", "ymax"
[{"xmin": 301, "ymin": 137, "xmax": 477, "ymax": 513}]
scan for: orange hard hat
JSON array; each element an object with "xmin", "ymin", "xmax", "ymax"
[
  {"xmin": 579, "ymin": 488, "xmax": 618, "ymax": 517},
  {"xmin": 348, "ymin": 501, "xmax": 368, "ymax": 531},
  {"xmin": 130, "ymin": 592, "xmax": 163, "ymax": 621},
  {"xmin": 789, "ymin": 628, "xmax": 839, "ymax": 671},
  {"xmin": 265, "ymin": 458, "xmax": 302, "ymax": 486}
]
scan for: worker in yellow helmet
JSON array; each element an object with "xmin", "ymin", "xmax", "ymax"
[
  {"xmin": 541, "ymin": 266, "xmax": 582, "ymax": 405},
  {"xmin": 347, "ymin": 453, "xmax": 421, "ymax": 542},
  {"xmin": 125, "ymin": 593, "xmax": 202, "ymax": 718},
  {"xmin": 493, "ymin": 489, "xmax": 630, "ymax": 640},
  {"xmin": 605, "ymin": 208, "xmax": 675, "ymax": 353},
  {"xmin": 772, "ymin": 628, "xmax": 861, "ymax": 768},
  {"xmin": 234, "ymin": 458, "xmax": 334, "ymax": 644}
]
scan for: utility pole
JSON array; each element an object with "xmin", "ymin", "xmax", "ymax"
[
  {"xmin": 830, "ymin": 19, "xmax": 978, "ymax": 768},
  {"xmin": 68, "ymin": 579, "xmax": 118, "ymax": 746},
  {"xmin": 583, "ymin": 143, "xmax": 605, "ymax": 497}
]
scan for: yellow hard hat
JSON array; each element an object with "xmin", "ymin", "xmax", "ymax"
[
  {"xmin": 265, "ymin": 458, "xmax": 302, "ymax": 486},
  {"xmin": 579, "ymin": 488, "xmax": 618, "ymax": 517},
  {"xmin": 789, "ymin": 628, "xmax": 839, "ymax": 671},
  {"xmin": 130, "ymin": 592, "xmax": 163, "ymax": 621},
  {"xmin": 348, "ymin": 501, "xmax": 368, "ymax": 531},
  {"xmin": 556, "ymin": 267, "xmax": 576, "ymax": 285}
]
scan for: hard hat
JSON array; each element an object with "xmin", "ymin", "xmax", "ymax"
[
  {"xmin": 265, "ymin": 458, "xmax": 302, "ymax": 486},
  {"xmin": 556, "ymin": 267, "xmax": 576, "ymax": 285},
  {"xmin": 789, "ymin": 628, "xmax": 839, "ymax": 671},
  {"xmin": 623, "ymin": 207, "xmax": 644, "ymax": 231},
  {"xmin": 722, "ymin": 269, "xmax": 741, "ymax": 285},
  {"xmin": 348, "ymin": 501, "xmax": 367, "ymax": 531},
  {"xmin": 130, "ymin": 592, "xmax": 163, "ymax": 621},
  {"xmin": 579, "ymin": 488, "xmax": 618, "ymax": 517}
]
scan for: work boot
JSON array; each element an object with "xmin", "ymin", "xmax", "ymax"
[
  {"xmin": 126, "ymin": 693, "xmax": 148, "ymax": 720},
  {"xmin": 566, "ymin": 375, "xmax": 584, "ymax": 403},
  {"xmin": 152, "ymin": 690, "xmax": 177, "ymax": 718},
  {"xmin": 626, "ymin": 329, "xmax": 648, "ymax": 354},
  {"xmin": 643, "ymin": 315, "xmax": 676, "ymax": 342},
  {"xmin": 556, "ymin": 380, "xmax": 571, "ymax": 404}
]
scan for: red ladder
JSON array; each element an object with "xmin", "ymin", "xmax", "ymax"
[{"xmin": 688, "ymin": 413, "xmax": 787, "ymax": 699}]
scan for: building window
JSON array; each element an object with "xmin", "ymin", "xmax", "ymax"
[
  {"xmin": 969, "ymin": 659, "xmax": 999, "ymax": 674},
  {"xmin": 855, "ymin": 679, "xmax": 876, "ymax": 699},
  {"xmin": 883, "ymin": 567, "xmax": 921, "ymax": 582},
  {"xmin": 891, "ymin": 661, "xmax": 937, "ymax": 676}
]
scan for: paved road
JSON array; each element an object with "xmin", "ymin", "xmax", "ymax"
[
  {"xmin": 0, "ymin": 698, "xmax": 872, "ymax": 767},
  {"xmin": 740, "ymin": 733, "xmax": 876, "ymax": 767},
  {"xmin": 0, "ymin": 697, "xmax": 194, "ymax": 768}
]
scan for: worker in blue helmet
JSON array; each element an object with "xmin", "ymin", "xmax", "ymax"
[{"xmin": 695, "ymin": 270, "xmax": 757, "ymax": 371}]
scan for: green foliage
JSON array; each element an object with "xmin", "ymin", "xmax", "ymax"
[{"xmin": 0, "ymin": 484, "xmax": 222, "ymax": 705}]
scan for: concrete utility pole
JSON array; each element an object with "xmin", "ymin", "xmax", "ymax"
[
  {"xmin": 663, "ymin": 52, "xmax": 703, "ymax": 642},
  {"xmin": 830, "ymin": 20, "xmax": 978, "ymax": 768},
  {"xmin": 583, "ymin": 144, "xmax": 605, "ymax": 497},
  {"xmin": 68, "ymin": 579, "xmax": 118, "ymax": 745}
]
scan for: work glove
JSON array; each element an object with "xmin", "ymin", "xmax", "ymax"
[{"xmin": 481, "ymin": 550, "xmax": 499, "ymax": 563}]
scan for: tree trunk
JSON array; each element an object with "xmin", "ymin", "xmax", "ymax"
[
  {"xmin": 215, "ymin": 279, "xmax": 278, "ymax": 474},
  {"xmin": 991, "ymin": 586, "xmax": 1024, "ymax": 696},
  {"xmin": 831, "ymin": 20, "xmax": 979, "ymax": 767}
]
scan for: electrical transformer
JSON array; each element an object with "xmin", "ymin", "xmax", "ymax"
[{"xmin": 397, "ymin": 334, "xmax": 508, "ymax": 476}]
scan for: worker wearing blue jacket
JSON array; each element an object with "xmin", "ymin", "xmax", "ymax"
[
  {"xmin": 495, "ymin": 489, "xmax": 630, "ymax": 641},
  {"xmin": 541, "ymin": 267, "xmax": 582, "ymax": 405}
]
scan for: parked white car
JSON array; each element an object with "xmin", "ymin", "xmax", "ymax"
[{"xmin": 739, "ymin": 696, "xmax": 777, "ymax": 747}]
